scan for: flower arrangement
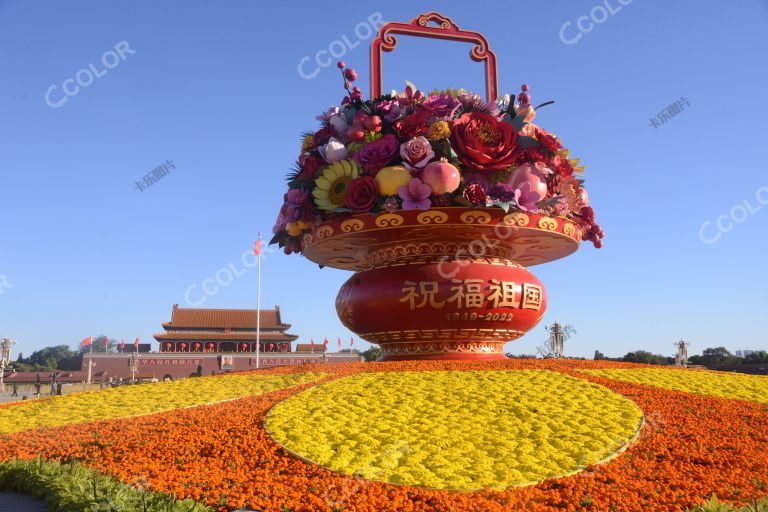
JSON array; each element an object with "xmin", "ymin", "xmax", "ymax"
[{"xmin": 272, "ymin": 61, "xmax": 604, "ymax": 254}]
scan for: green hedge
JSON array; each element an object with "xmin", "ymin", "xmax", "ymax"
[
  {"xmin": 0, "ymin": 458, "xmax": 211, "ymax": 512},
  {"xmin": 689, "ymin": 495, "xmax": 768, "ymax": 512}
]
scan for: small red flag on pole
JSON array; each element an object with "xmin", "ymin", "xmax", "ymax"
[
  {"xmin": 254, "ymin": 239, "xmax": 262, "ymax": 256},
  {"xmin": 337, "ymin": 337, "xmax": 342, "ymax": 349},
  {"xmin": 350, "ymin": 337, "xmax": 354, "ymax": 347},
  {"xmin": 81, "ymin": 336, "xmax": 93, "ymax": 348},
  {"xmin": 134, "ymin": 337, "xmax": 140, "ymax": 352},
  {"xmin": 120, "ymin": 339, "xmax": 125, "ymax": 351},
  {"xmin": 103, "ymin": 336, "xmax": 109, "ymax": 349},
  {"xmin": 323, "ymin": 338, "xmax": 329, "ymax": 347}
]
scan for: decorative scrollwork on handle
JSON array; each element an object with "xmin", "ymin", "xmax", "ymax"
[{"xmin": 370, "ymin": 12, "xmax": 499, "ymax": 101}]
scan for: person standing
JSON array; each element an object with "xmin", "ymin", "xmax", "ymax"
[
  {"xmin": 11, "ymin": 383, "xmax": 17, "ymax": 397},
  {"xmin": 56, "ymin": 382, "xmax": 62, "ymax": 396},
  {"xmin": 50, "ymin": 372, "xmax": 56, "ymax": 396}
]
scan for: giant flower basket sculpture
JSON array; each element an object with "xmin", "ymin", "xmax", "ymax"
[{"xmin": 272, "ymin": 12, "xmax": 603, "ymax": 361}]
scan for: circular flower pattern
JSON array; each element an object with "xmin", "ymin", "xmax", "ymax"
[{"xmin": 266, "ymin": 370, "xmax": 643, "ymax": 490}]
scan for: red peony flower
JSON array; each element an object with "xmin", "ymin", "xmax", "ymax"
[
  {"xmin": 298, "ymin": 154, "xmax": 324, "ymax": 180},
  {"xmin": 312, "ymin": 124, "xmax": 335, "ymax": 148},
  {"xmin": 345, "ymin": 176, "xmax": 378, "ymax": 212},
  {"xmin": 551, "ymin": 154, "xmax": 574, "ymax": 177},
  {"xmin": 534, "ymin": 127, "xmax": 562, "ymax": 153},
  {"xmin": 393, "ymin": 107, "xmax": 432, "ymax": 139},
  {"xmin": 450, "ymin": 112, "xmax": 518, "ymax": 172}
]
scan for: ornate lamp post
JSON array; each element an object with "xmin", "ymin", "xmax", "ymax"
[
  {"xmin": 0, "ymin": 336, "xmax": 16, "ymax": 393},
  {"xmin": 675, "ymin": 339, "xmax": 690, "ymax": 367},
  {"xmin": 129, "ymin": 352, "xmax": 139, "ymax": 383},
  {"xmin": 544, "ymin": 321, "xmax": 572, "ymax": 359}
]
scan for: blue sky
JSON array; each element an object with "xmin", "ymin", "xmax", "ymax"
[{"xmin": 1, "ymin": 0, "xmax": 767, "ymax": 359}]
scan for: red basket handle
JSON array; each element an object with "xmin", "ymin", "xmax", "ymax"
[{"xmin": 369, "ymin": 12, "xmax": 499, "ymax": 102}]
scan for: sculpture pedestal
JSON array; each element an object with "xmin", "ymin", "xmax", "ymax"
[{"xmin": 302, "ymin": 208, "xmax": 581, "ymax": 361}]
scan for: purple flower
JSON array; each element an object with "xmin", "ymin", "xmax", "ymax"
[
  {"xmin": 353, "ymin": 134, "xmax": 399, "ymax": 174},
  {"xmin": 285, "ymin": 188, "xmax": 309, "ymax": 208},
  {"xmin": 423, "ymin": 94, "xmax": 460, "ymax": 119},
  {"xmin": 397, "ymin": 178, "xmax": 432, "ymax": 211},
  {"xmin": 488, "ymin": 183, "xmax": 517, "ymax": 203},
  {"xmin": 272, "ymin": 209, "xmax": 287, "ymax": 234},
  {"xmin": 514, "ymin": 182, "xmax": 542, "ymax": 212},
  {"xmin": 376, "ymin": 100, "xmax": 405, "ymax": 122},
  {"xmin": 458, "ymin": 92, "xmax": 502, "ymax": 117}
]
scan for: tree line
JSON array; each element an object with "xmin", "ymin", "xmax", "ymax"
[{"xmin": 11, "ymin": 336, "xmax": 115, "ymax": 372}]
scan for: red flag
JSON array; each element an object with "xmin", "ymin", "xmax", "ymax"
[
  {"xmin": 254, "ymin": 240, "xmax": 262, "ymax": 256},
  {"xmin": 134, "ymin": 337, "xmax": 140, "ymax": 348},
  {"xmin": 337, "ymin": 337, "xmax": 342, "ymax": 349},
  {"xmin": 80, "ymin": 336, "xmax": 93, "ymax": 347},
  {"xmin": 350, "ymin": 337, "xmax": 354, "ymax": 347},
  {"xmin": 103, "ymin": 336, "xmax": 109, "ymax": 347},
  {"xmin": 120, "ymin": 339, "xmax": 125, "ymax": 351},
  {"xmin": 323, "ymin": 338, "xmax": 329, "ymax": 347}
]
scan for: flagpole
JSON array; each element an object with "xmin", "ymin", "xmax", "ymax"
[{"xmin": 256, "ymin": 233, "xmax": 262, "ymax": 370}]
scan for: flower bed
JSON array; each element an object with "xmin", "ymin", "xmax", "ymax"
[
  {"xmin": 580, "ymin": 368, "xmax": 768, "ymax": 403},
  {"xmin": 0, "ymin": 371, "xmax": 322, "ymax": 434},
  {"xmin": 0, "ymin": 360, "xmax": 766, "ymax": 511},
  {"xmin": 266, "ymin": 370, "xmax": 643, "ymax": 490}
]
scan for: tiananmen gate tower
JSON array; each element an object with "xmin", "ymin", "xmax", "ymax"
[{"xmin": 74, "ymin": 305, "xmax": 359, "ymax": 382}]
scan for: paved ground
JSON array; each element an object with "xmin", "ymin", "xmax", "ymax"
[{"xmin": 0, "ymin": 492, "xmax": 48, "ymax": 511}]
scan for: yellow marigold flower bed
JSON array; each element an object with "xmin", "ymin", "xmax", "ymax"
[
  {"xmin": 266, "ymin": 370, "xmax": 643, "ymax": 490},
  {"xmin": 0, "ymin": 372, "xmax": 321, "ymax": 434},
  {"xmin": 581, "ymin": 368, "xmax": 768, "ymax": 403}
]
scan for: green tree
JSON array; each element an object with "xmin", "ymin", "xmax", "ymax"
[
  {"xmin": 621, "ymin": 350, "xmax": 673, "ymax": 365},
  {"xmin": 745, "ymin": 351, "xmax": 768, "ymax": 364},
  {"xmin": 594, "ymin": 350, "xmax": 607, "ymax": 360},
  {"xmin": 20, "ymin": 345, "xmax": 81, "ymax": 371},
  {"xmin": 361, "ymin": 346, "xmax": 381, "ymax": 362}
]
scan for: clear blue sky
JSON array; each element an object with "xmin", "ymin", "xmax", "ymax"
[{"xmin": 1, "ymin": 0, "xmax": 767, "ymax": 359}]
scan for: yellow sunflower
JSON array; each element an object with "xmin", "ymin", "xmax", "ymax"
[{"xmin": 312, "ymin": 159, "xmax": 359, "ymax": 210}]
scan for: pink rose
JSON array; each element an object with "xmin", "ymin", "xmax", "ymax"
[{"xmin": 400, "ymin": 137, "xmax": 435, "ymax": 171}]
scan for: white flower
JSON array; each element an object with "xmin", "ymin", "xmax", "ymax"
[
  {"xmin": 329, "ymin": 113, "xmax": 349, "ymax": 135},
  {"xmin": 315, "ymin": 106, "xmax": 339, "ymax": 122},
  {"xmin": 319, "ymin": 137, "xmax": 348, "ymax": 163}
]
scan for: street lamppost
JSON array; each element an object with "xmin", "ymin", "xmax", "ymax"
[
  {"xmin": 129, "ymin": 352, "xmax": 139, "ymax": 383},
  {"xmin": 0, "ymin": 336, "xmax": 16, "ymax": 393}
]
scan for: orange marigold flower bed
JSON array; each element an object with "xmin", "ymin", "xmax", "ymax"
[{"xmin": 0, "ymin": 359, "xmax": 766, "ymax": 512}]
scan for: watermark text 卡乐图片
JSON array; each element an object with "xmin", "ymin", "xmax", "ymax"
[
  {"xmin": 649, "ymin": 97, "xmax": 690, "ymax": 129},
  {"xmin": 135, "ymin": 160, "xmax": 175, "ymax": 192}
]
